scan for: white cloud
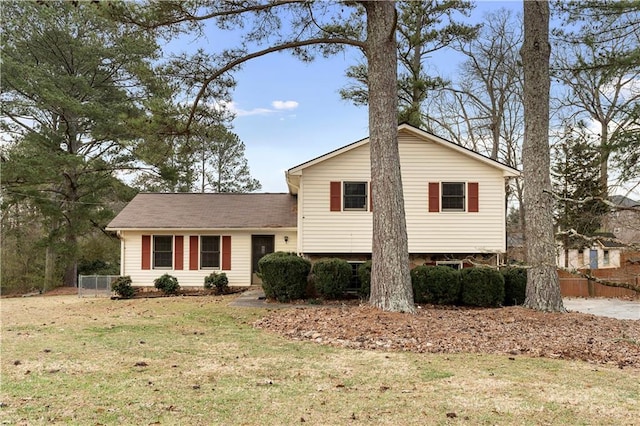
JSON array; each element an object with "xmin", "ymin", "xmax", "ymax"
[
  {"xmin": 272, "ymin": 100, "xmax": 299, "ymax": 110},
  {"xmin": 215, "ymin": 100, "xmax": 299, "ymax": 118}
]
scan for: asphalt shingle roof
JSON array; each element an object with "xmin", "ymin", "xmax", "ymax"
[{"xmin": 106, "ymin": 193, "xmax": 297, "ymax": 230}]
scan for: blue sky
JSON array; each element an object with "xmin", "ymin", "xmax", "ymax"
[{"xmin": 170, "ymin": 1, "xmax": 522, "ymax": 193}]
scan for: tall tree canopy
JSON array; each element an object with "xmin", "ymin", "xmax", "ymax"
[
  {"xmin": 552, "ymin": 126, "xmax": 609, "ymax": 239},
  {"xmin": 340, "ymin": 0, "xmax": 478, "ymax": 128},
  {"xmin": 0, "ymin": 1, "xmax": 168, "ymax": 287},
  {"xmin": 553, "ymin": 1, "xmax": 640, "ymax": 198}
]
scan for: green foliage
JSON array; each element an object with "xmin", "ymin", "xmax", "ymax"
[
  {"xmin": 340, "ymin": 0, "xmax": 478, "ymax": 126},
  {"xmin": 77, "ymin": 234, "xmax": 120, "ymax": 276},
  {"xmin": 112, "ymin": 276, "xmax": 135, "ymax": 299},
  {"xmin": 194, "ymin": 124, "xmax": 262, "ymax": 193},
  {"xmin": 552, "ymin": 130, "xmax": 609, "ymax": 237},
  {"xmin": 154, "ymin": 274, "xmax": 180, "ymax": 295},
  {"xmin": 204, "ymin": 272, "xmax": 229, "ymax": 293},
  {"xmin": 312, "ymin": 258, "xmax": 352, "ymax": 300},
  {"xmin": 357, "ymin": 260, "xmax": 372, "ymax": 298},
  {"xmin": 411, "ymin": 265, "xmax": 461, "ymax": 305},
  {"xmin": 258, "ymin": 252, "xmax": 311, "ymax": 302},
  {"xmin": 460, "ymin": 268, "xmax": 505, "ymax": 307},
  {"xmin": 0, "ymin": 0, "xmax": 167, "ymax": 286},
  {"xmin": 501, "ymin": 267, "xmax": 527, "ymax": 306}
]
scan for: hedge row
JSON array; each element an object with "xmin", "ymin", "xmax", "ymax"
[
  {"xmin": 113, "ymin": 254, "xmax": 527, "ymax": 307},
  {"xmin": 258, "ymin": 252, "xmax": 527, "ymax": 307}
]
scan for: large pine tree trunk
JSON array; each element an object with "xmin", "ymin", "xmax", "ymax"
[
  {"xmin": 363, "ymin": 1, "xmax": 415, "ymax": 313},
  {"xmin": 521, "ymin": 1, "xmax": 565, "ymax": 312}
]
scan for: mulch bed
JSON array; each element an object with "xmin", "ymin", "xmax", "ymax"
[{"xmin": 255, "ymin": 303, "xmax": 640, "ymax": 368}]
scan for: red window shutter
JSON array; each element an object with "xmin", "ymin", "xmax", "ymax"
[
  {"xmin": 330, "ymin": 181, "xmax": 341, "ymax": 211},
  {"xmin": 428, "ymin": 182, "xmax": 440, "ymax": 212},
  {"xmin": 141, "ymin": 235, "xmax": 151, "ymax": 270},
  {"xmin": 174, "ymin": 236, "xmax": 184, "ymax": 270},
  {"xmin": 189, "ymin": 236, "xmax": 199, "ymax": 270},
  {"xmin": 468, "ymin": 182, "xmax": 479, "ymax": 212},
  {"xmin": 222, "ymin": 236, "xmax": 231, "ymax": 270}
]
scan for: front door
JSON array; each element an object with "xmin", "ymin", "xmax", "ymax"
[
  {"xmin": 252, "ymin": 235, "xmax": 275, "ymax": 285},
  {"xmin": 589, "ymin": 249, "xmax": 598, "ymax": 269}
]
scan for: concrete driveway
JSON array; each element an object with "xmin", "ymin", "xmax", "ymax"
[{"xmin": 563, "ymin": 298, "xmax": 640, "ymax": 320}]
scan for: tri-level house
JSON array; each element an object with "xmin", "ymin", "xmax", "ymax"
[{"xmin": 107, "ymin": 123, "xmax": 520, "ymax": 288}]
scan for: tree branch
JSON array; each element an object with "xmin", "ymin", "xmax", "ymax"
[
  {"xmin": 185, "ymin": 37, "xmax": 366, "ymax": 129},
  {"xmin": 544, "ymin": 189, "xmax": 640, "ymax": 212}
]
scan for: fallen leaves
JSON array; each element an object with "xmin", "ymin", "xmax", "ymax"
[{"xmin": 255, "ymin": 304, "xmax": 640, "ymax": 368}]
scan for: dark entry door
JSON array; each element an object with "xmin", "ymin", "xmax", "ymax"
[{"xmin": 252, "ymin": 235, "xmax": 275, "ymax": 284}]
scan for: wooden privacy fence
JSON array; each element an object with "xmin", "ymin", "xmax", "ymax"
[{"xmin": 558, "ymin": 251, "xmax": 640, "ymax": 299}]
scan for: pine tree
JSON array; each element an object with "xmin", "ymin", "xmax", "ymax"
[
  {"xmin": 1, "ymin": 1, "xmax": 169, "ymax": 287},
  {"xmin": 553, "ymin": 128, "xmax": 609, "ymax": 240}
]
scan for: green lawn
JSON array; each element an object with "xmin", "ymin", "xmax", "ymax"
[{"xmin": 1, "ymin": 294, "xmax": 638, "ymax": 425}]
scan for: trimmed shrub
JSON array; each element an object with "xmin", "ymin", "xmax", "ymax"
[
  {"xmin": 112, "ymin": 276, "xmax": 135, "ymax": 299},
  {"xmin": 154, "ymin": 273, "xmax": 180, "ymax": 295},
  {"xmin": 258, "ymin": 251, "xmax": 311, "ymax": 302},
  {"xmin": 501, "ymin": 267, "xmax": 527, "ymax": 306},
  {"xmin": 411, "ymin": 265, "xmax": 461, "ymax": 305},
  {"xmin": 357, "ymin": 260, "xmax": 372, "ymax": 299},
  {"xmin": 204, "ymin": 272, "xmax": 229, "ymax": 293},
  {"xmin": 312, "ymin": 258, "xmax": 352, "ymax": 299},
  {"xmin": 460, "ymin": 267, "xmax": 505, "ymax": 307}
]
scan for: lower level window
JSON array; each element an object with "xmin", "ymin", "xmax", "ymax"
[
  {"xmin": 153, "ymin": 235, "xmax": 173, "ymax": 268},
  {"xmin": 201, "ymin": 236, "xmax": 220, "ymax": 268},
  {"xmin": 347, "ymin": 262, "xmax": 365, "ymax": 291},
  {"xmin": 436, "ymin": 260, "xmax": 463, "ymax": 270}
]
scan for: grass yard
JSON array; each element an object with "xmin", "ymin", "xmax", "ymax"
[{"xmin": 1, "ymin": 294, "xmax": 638, "ymax": 425}]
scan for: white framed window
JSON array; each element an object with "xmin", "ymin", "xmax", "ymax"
[{"xmin": 153, "ymin": 235, "xmax": 173, "ymax": 269}]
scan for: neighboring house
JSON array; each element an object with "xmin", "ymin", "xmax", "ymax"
[
  {"xmin": 556, "ymin": 233, "xmax": 624, "ymax": 270},
  {"xmin": 107, "ymin": 123, "xmax": 519, "ymax": 288},
  {"xmin": 602, "ymin": 195, "xmax": 640, "ymax": 245}
]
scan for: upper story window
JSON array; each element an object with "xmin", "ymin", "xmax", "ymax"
[
  {"xmin": 153, "ymin": 235, "xmax": 173, "ymax": 269},
  {"xmin": 343, "ymin": 182, "xmax": 368, "ymax": 211},
  {"xmin": 429, "ymin": 181, "xmax": 478, "ymax": 213},
  {"xmin": 201, "ymin": 236, "xmax": 221, "ymax": 268},
  {"xmin": 441, "ymin": 182, "xmax": 466, "ymax": 211}
]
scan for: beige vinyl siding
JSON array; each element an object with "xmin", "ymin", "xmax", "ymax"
[
  {"xmin": 298, "ymin": 131, "xmax": 507, "ymax": 254},
  {"xmin": 399, "ymin": 134, "xmax": 506, "ymax": 252},
  {"xmin": 119, "ymin": 230, "xmax": 296, "ymax": 287},
  {"xmin": 299, "ymin": 144, "xmax": 373, "ymax": 253}
]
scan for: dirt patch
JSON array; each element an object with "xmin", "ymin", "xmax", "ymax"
[{"xmin": 255, "ymin": 303, "xmax": 640, "ymax": 368}]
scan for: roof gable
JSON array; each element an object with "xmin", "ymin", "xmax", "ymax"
[
  {"xmin": 286, "ymin": 123, "xmax": 520, "ymax": 193},
  {"xmin": 107, "ymin": 193, "xmax": 297, "ymax": 230}
]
